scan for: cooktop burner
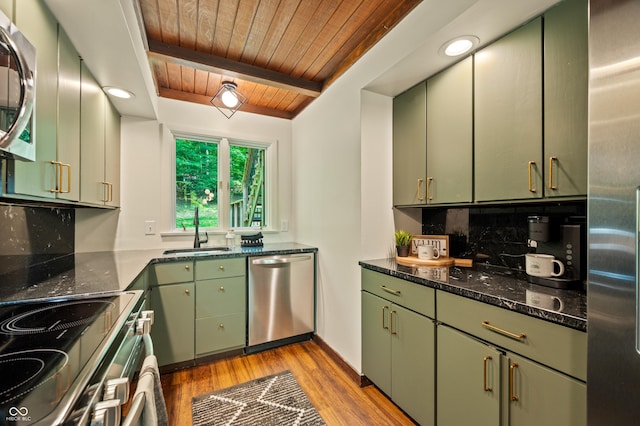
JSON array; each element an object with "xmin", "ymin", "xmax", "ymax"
[
  {"xmin": 0, "ymin": 293, "xmax": 138, "ymax": 425},
  {"xmin": 0, "ymin": 300, "xmax": 114, "ymax": 336}
]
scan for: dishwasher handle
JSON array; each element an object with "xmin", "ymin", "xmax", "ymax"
[{"xmin": 251, "ymin": 255, "xmax": 312, "ymax": 265}]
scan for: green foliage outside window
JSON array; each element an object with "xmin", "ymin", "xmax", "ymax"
[{"xmin": 175, "ymin": 137, "xmax": 266, "ymax": 230}]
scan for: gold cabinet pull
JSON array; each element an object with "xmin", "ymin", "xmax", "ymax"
[
  {"xmin": 426, "ymin": 177, "xmax": 433, "ymax": 201},
  {"xmin": 483, "ymin": 356, "xmax": 493, "ymax": 392},
  {"xmin": 416, "ymin": 178, "xmax": 425, "ymax": 201},
  {"xmin": 548, "ymin": 156, "xmax": 558, "ymax": 190},
  {"xmin": 509, "ymin": 362, "xmax": 519, "ymax": 401},
  {"xmin": 185, "ymin": 289, "xmax": 190, "ymax": 294},
  {"xmin": 219, "ymin": 286, "xmax": 225, "ymax": 291},
  {"xmin": 219, "ymin": 265, "xmax": 225, "ymax": 270},
  {"xmin": 184, "ymin": 265, "xmax": 190, "ymax": 270},
  {"xmin": 219, "ymin": 323, "xmax": 225, "ymax": 329},
  {"xmin": 380, "ymin": 285, "xmax": 401, "ymax": 296},
  {"xmin": 527, "ymin": 161, "xmax": 536, "ymax": 193},
  {"xmin": 101, "ymin": 181, "xmax": 113, "ymax": 202},
  {"xmin": 382, "ymin": 305, "xmax": 389, "ymax": 330},
  {"xmin": 481, "ymin": 321, "xmax": 526, "ymax": 341},
  {"xmin": 49, "ymin": 161, "xmax": 71, "ymax": 193},
  {"xmin": 390, "ymin": 310, "xmax": 397, "ymax": 335}
]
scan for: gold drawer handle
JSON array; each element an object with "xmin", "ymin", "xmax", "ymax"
[
  {"xmin": 483, "ymin": 356, "xmax": 493, "ymax": 392},
  {"xmin": 219, "ymin": 323, "xmax": 225, "ymax": 329},
  {"xmin": 380, "ymin": 285, "xmax": 401, "ymax": 296},
  {"xmin": 219, "ymin": 286, "xmax": 225, "ymax": 291},
  {"xmin": 184, "ymin": 265, "xmax": 190, "ymax": 270},
  {"xmin": 481, "ymin": 321, "xmax": 526, "ymax": 341},
  {"xmin": 185, "ymin": 289, "xmax": 190, "ymax": 294},
  {"xmin": 548, "ymin": 156, "xmax": 558, "ymax": 190},
  {"xmin": 510, "ymin": 362, "xmax": 519, "ymax": 401},
  {"xmin": 219, "ymin": 265, "xmax": 225, "ymax": 270}
]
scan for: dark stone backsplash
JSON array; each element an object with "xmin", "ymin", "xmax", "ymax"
[
  {"xmin": 422, "ymin": 201, "xmax": 586, "ymax": 272},
  {"xmin": 0, "ymin": 204, "xmax": 75, "ymax": 277}
]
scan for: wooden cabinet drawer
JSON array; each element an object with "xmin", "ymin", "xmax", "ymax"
[
  {"xmin": 196, "ymin": 313, "xmax": 246, "ymax": 355},
  {"xmin": 362, "ymin": 269, "xmax": 435, "ymax": 318},
  {"xmin": 437, "ymin": 291, "xmax": 586, "ymax": 381},
  {"xmin": 154, "ymin": 261, "xmax": 194, "ymax": 285},
  {"xmin": 195, "ymin": 276, "xmax": 245, "ymax": 319},
  {"xmin": 196, "ymin": 258, "xmax": 245, "ymax": 280}
]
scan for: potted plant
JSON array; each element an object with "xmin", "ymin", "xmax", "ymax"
[{"xmin": 395, "ymin": 230, "xmax": 412, "ymax": 257}]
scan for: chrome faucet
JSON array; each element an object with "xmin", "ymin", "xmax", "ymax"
[{"xmin": 193, "ymin": 206, "xmax": 208, "ymax": 248}]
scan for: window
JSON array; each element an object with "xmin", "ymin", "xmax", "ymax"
[{"xmin": 175, "ymin": 135, "xmax": 271, "ymax": 231}]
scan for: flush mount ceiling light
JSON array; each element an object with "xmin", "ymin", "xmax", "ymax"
[
  {"xmin": 103, "ymin": 86, "xmax": 135, "ymax": 99},
  {"xmin": 210, "ymin": 81, "xmax": 247, "ymax": 119},
  {"xmin": 440, "ymin": 35, "xmax": 480, "ymax": 57}
]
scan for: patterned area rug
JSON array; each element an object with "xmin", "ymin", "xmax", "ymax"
[{"xmin": 192, "ymin": 370, "xmax": 326, "ymax": 426}]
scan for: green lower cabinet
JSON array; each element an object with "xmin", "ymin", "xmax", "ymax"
[
  {"xmin": 507, "ymin": 352, "xmax": 586, "ymax": 426},
  {"xmin": 362, "ymin": 291, "xmax": 435, "ymax": 425},
  {"xmin": 437, "ymin": 325, "xmax": 500, "ymax": 426},
  {"xmin": 150, "ymin": 283, "xmax": 195, "ymax": 367},
  {"xmin": 437, "ymin": 324, "xmax": 586, "ymax": 426},
  {"xmin": 195, "ymin": 276, "xmax": 246, "ymax": 356}
]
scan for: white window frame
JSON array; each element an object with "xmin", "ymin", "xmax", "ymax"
[{"xmin": 171, "ymin": 131, "xmax": 277, "ymax": 233}]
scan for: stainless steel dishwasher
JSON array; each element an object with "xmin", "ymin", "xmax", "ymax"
[{"xmin": 247, "ymin": 253, "xmax": 315, "ymax": 352}]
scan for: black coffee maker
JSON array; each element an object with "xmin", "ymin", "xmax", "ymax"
[{"xmin": 527, "ymin": 215, "xmax": 586, "ymax": 289}]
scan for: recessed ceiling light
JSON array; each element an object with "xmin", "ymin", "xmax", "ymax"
[
  {"xmin": 103, "ymin": 86, "xmax": 135, "ymax": 99},
  {"xmin": 440, "ymin": 36, "xmax": 480, "ymax": 57}
]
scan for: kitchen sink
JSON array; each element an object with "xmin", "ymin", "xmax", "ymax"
[{"xmin": 162, "ymin": 247, "xmax": 232, "ymax": 256}]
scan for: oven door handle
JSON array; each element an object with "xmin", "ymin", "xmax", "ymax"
[{"xmin": 121, "ymin": 393, "xmax": 145, "ymax": 426}]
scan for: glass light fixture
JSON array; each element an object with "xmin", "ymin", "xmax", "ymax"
[
  {"xmin": 103, "ymin": 86, "xmax": 135, "ymax": 99},
  {"xmin": 440, "ymin": 36, "xmax": 480, "ymax": 57},
  {"xmin": 211, "ymin": 81, "xmax": 247, "ymax": 118}
]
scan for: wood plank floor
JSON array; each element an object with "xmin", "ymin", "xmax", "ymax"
[{"xmin": 160, "ymin": 339, "xmax": 417, "ymax": 425}]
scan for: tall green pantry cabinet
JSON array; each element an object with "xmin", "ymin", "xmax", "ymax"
[{"xmin": 361, "ymin": 269, "xmax": 435, "ymax": 425}]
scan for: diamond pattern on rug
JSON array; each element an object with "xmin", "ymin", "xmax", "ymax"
[{"xmin": 192, "ymin": 370, "xmax": 326, "ymax": 426}]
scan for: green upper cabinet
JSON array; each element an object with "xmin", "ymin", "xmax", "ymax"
[
  {"xmin": 543, "ymin": 0, "xmax": 588, "ymax": 198},
  {"xmin": 393, "ymin": 82, "xmax": 426, "ymax": 206},
  {"xmin": 80, "ymin": 63, "xmax": 121, "ymax": 207},
  {"xmin": 7, "ymin": 0, "xmax": 58, "ymax": 199},
  {"xmin": 56, "ymin": 27, "xmax": 81, "ymax": 201},
  {"xmin": 426, "ymin": 56, "xmax": 473, "ymax": 204},
  {"xmin": 474, "ymin": 18, "xmax": 543, "ymax": 202}
]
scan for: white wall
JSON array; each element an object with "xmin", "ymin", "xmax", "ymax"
[
  {"xmin": 289, "ymin": 0, "xmax": 472, "ymax": 372},
  {"xmin": 76, "ymin": 97, "xmax": 293, "ymax": 252}
]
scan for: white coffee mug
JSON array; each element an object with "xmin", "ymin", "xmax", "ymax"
[
  {"xmin": 526, "ymin": 289, "xmax": 564, "ymax": 312},
  {"xmin": 525, "ymin": 253, "xmax": 565, "ymax": 277},
  {"xmin": 418, "ymin": 245, "xmax": 440, "ymax": 260}
]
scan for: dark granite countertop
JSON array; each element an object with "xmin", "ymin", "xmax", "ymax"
[
  {"xmin": 0, "ymin": 243, "xmax": 317, "ymax": 304},
  {"xmin": 359, "ymin": 258, "xmax": 587, "ymax": 332}
]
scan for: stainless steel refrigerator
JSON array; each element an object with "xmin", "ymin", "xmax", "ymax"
[{"xmin": 588, "ymin": 0, "xmax": 640, "ymax": 424}]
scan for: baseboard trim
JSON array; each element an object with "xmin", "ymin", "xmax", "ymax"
[{"xmin": 311, "ymin": 334, "xmax": 369, "ymax": 387}]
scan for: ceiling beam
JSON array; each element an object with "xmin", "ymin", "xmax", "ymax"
[{"xmin": 148, "ymin": 39, "xmax": 323, "ymax": 98}]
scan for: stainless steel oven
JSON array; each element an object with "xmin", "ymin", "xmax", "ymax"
[{"xmin": 0, "ymin": 290, "xmax": 161, "ymax": 426}]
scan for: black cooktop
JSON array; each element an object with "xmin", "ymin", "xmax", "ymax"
[{"xmin": 0, "ymin": 295, "xmax": 126, "ymax": 425}]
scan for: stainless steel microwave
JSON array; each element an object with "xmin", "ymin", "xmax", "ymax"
[{"xmin": 0, "ymin": 9, "xmax": 36, "ymax": 162}]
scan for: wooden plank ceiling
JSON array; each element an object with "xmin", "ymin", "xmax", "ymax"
[{"xmin": 137, "ymin": 0, "xmax": 421, "ymax": 119}]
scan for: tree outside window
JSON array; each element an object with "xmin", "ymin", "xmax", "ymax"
[{"xmin": 175, "ymin": 137, "xmax": 267, "ymax": 230}]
